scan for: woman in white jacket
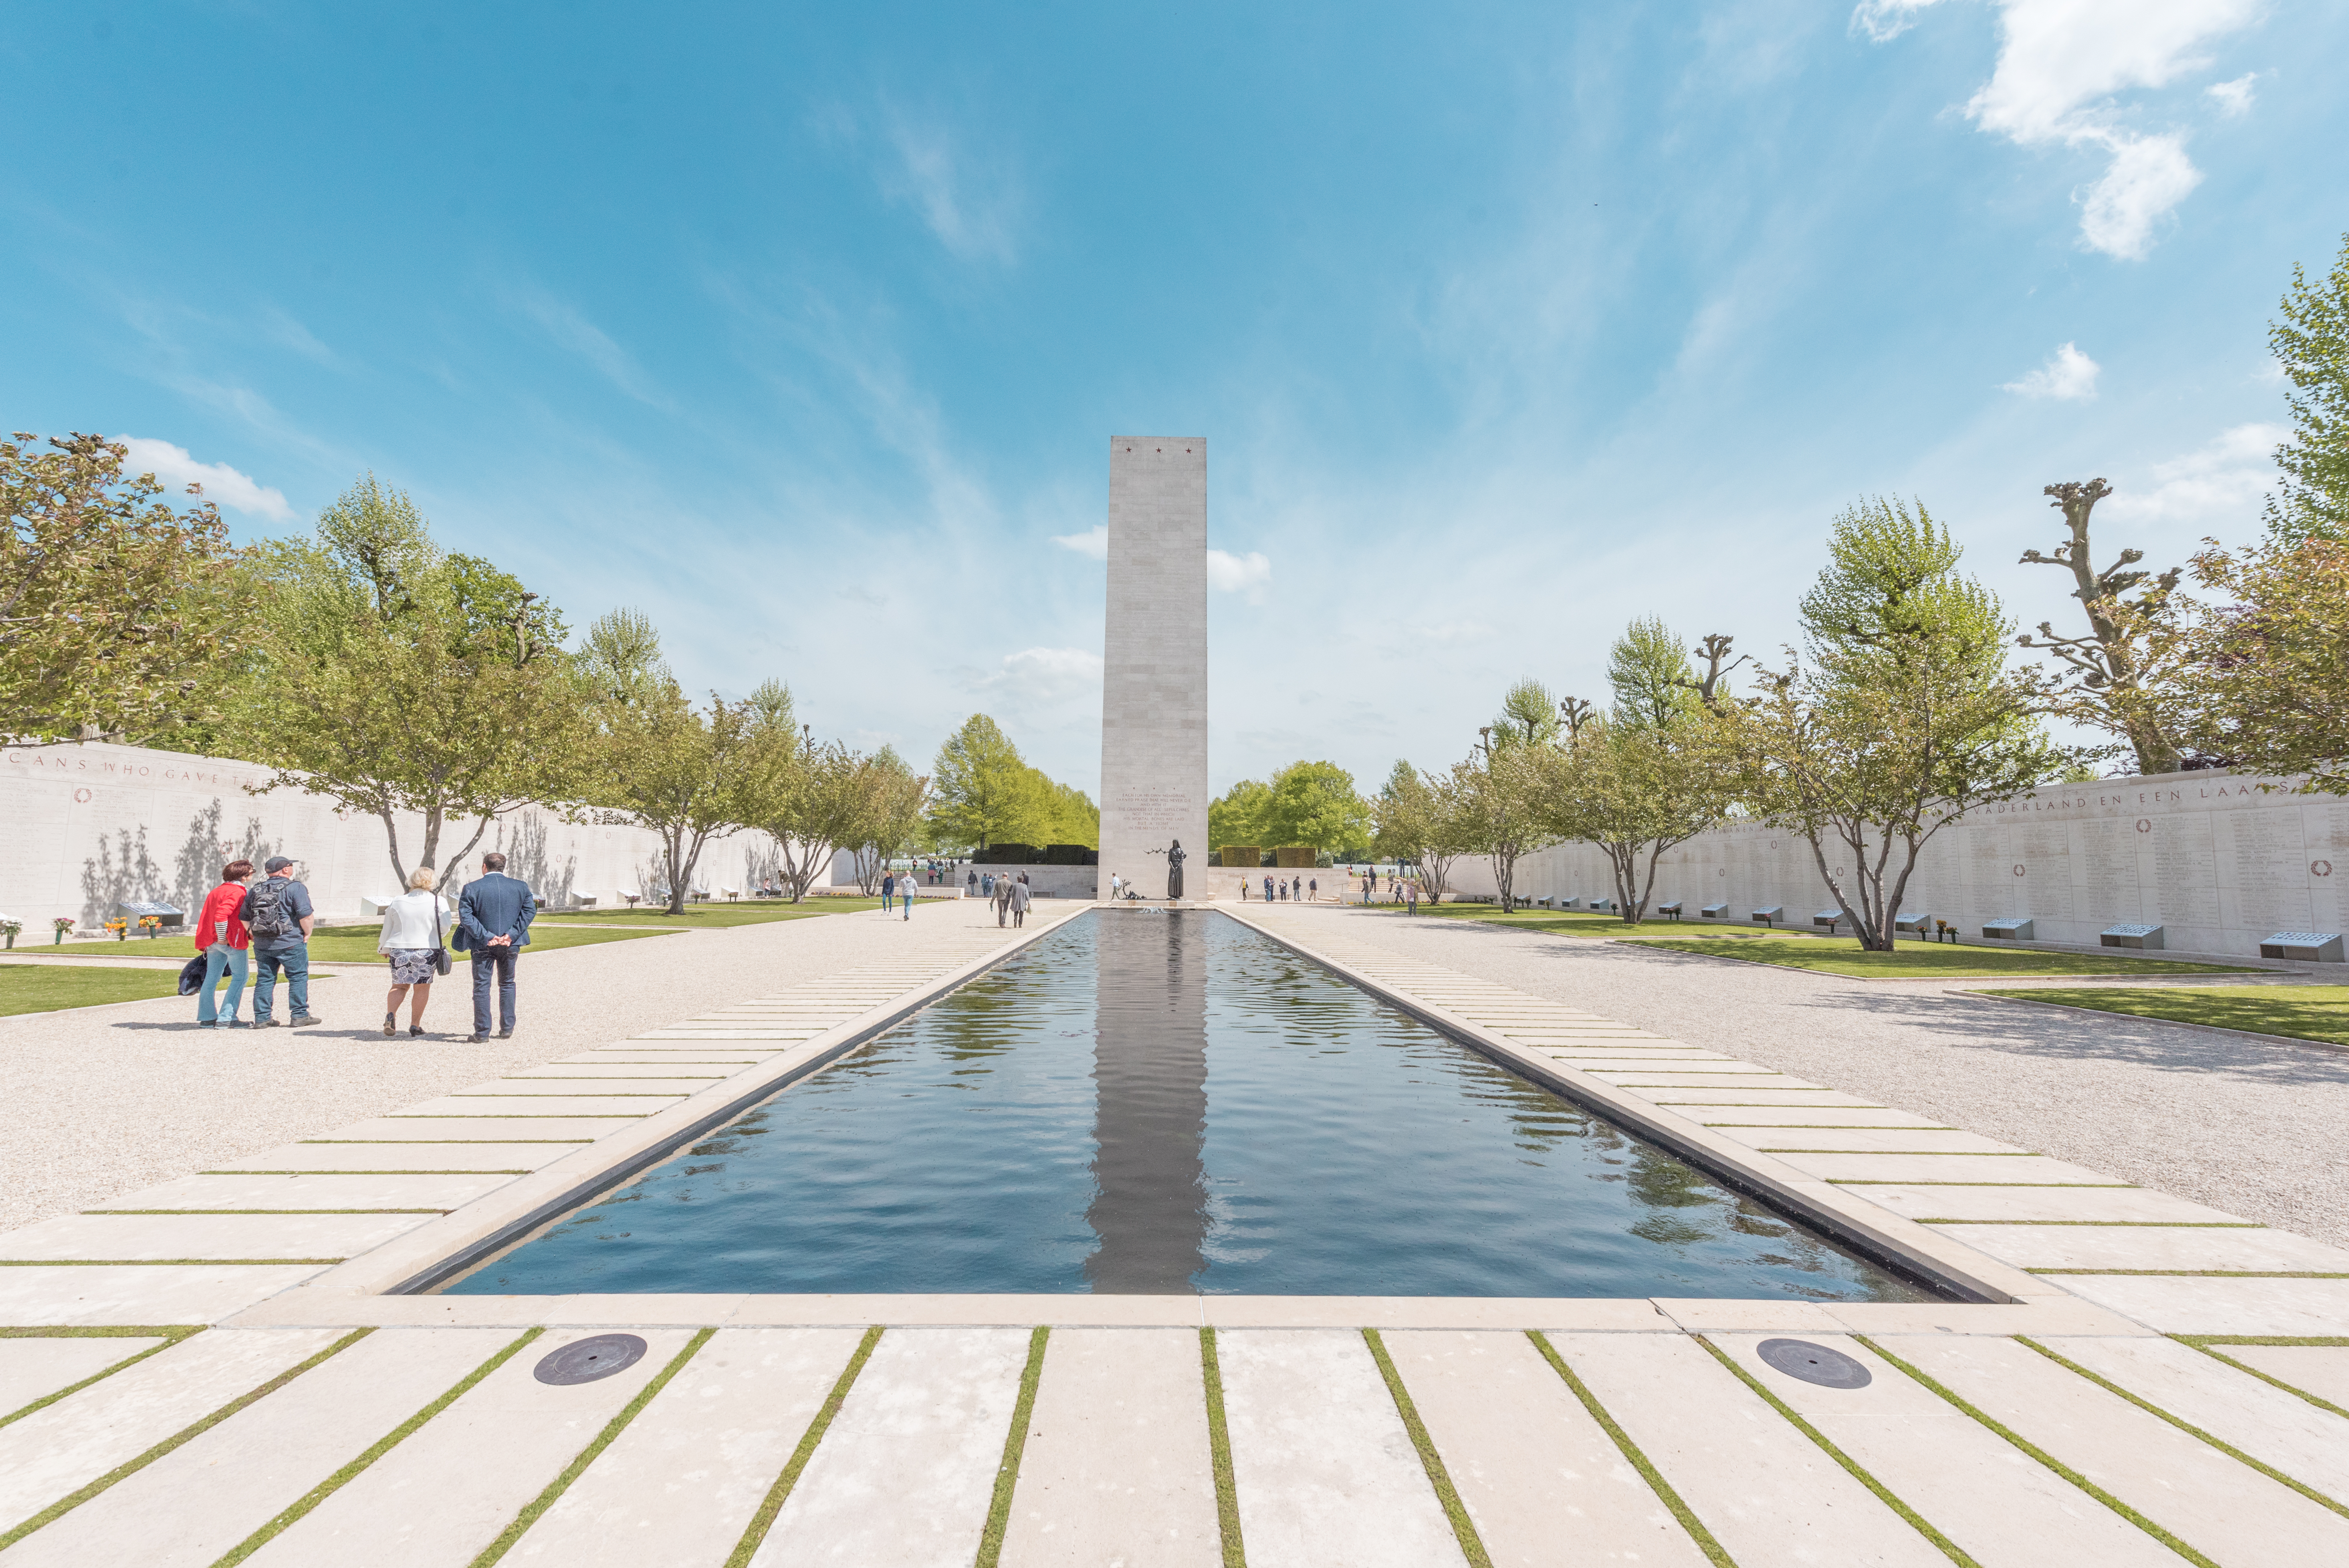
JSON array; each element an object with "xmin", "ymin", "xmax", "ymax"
[{"xmin": 378, "ymin": 867, "xmax": 451, "ymax": 1038}]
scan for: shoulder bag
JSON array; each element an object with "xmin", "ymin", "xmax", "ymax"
[{"xmin": 430, "ymin": 896, "xmax": 453, "ymax": 976}]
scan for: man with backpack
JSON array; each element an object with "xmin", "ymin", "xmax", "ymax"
[{"xmin": 239, "ymin": 856, "xmax": 320, "ymax": 1027}]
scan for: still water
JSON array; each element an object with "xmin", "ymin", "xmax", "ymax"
[{"xmin": 448, "ymin": 911, "xmax": 1934, "ymax": 1299}]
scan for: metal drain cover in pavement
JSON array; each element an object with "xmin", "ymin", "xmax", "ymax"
[
  {"xmin": 1756, "ymin": 1338, "xmax": 1872, "ymax": 1389},
  {"xmin": 534, "ymin": 1334, "xmax": 648, "ymax": 1386}
]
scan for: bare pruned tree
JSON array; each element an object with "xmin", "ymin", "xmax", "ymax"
[
  {"xmin": 1672, "ymin": 634, "xmax": 1750, "ymax": 710},
  {"xmin": 2016, "ymin": 479, "xmax": 2184, "ymax": 777}
]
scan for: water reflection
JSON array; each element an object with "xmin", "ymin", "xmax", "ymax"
[{"xmin": 1084, "ymin": 912, "xmax": 1209, "ymax": 1292}]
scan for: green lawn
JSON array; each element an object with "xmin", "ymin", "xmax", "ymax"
[
  {"xmin": 1978, "ymin": 985, "xmax": 2349, "ymax": 1045},
  {"xmin": 533, "ymin": 898, "xmax": 878, "ymax": 928},
  {"xmin": 1414, "ymin": 905, "xmax": 1813, "ymax": 939},
  {"xmin": 1634, "ymin": 936, "xmax": 2256, "ymax": 980},
  {"xmin": 0, "ymin": 963, "xmax": 320, "ymax": 1017}
]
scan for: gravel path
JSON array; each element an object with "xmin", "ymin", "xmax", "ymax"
[
  {"xmin": 1267, "ymin": 908, "xmax": 2349, "ymax": 1247},
  {"xmin": 0, "ymin": 900, "xmax": 1024, "ymax": 1231}
]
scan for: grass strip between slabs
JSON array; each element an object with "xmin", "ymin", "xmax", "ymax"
[
  {"xmin": 469, "ymin": 1328, "xmax": 715, "ymax": 1566},
  {"xmin": 1199, "ymin": 1327, "xmax": 1247, "ymax": 1568},
  {"xmin": 0, "ymin": 1326, "xmax": 204, "ymax": 1432},
  {"xmin": 1693, "ymin": 1337, "xmax": 1978, "ymax": 1567},
  {"xmin": 1853, "ymin": 1335, "xmax": 2219, "ymax": 1568},
  {"xmin": 724, "ymin": 1325, "xmax": 883, "ymax": 1568},
  {"xmin": 0, "ymin": 1328, "xmax": 372, "ymax": 1552},
  {"xmin": 1526, "ymin": 1332, "xmax": 1734, "ymax": 1568},
  {"xmin": 210, "ymin": 1327, "xmax": 541, "ymax": 1567},
  {"xmin": 2014, "ymin": 1336, "xmax": 2349, "ymax": 1519},
  {"xmin": 1362, "ymin": 1329, "xmax": 1493, "ymax": 1568},
  {"xmin": 975, "ymin": 1326, "xmax": 1051, "ymax": 1568},
  {"xmin": 2179, "ymin": 1338, "xmax": 2349, "ymax": 1420}
]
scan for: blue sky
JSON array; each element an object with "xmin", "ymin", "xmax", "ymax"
[{"xmin": 5, "ymin": 0, "xmax": 2339, "ymax": 797}]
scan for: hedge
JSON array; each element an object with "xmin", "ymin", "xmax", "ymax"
[
  {"xmin": 1219, "ymin": 845, "xmax": 1262, "ymax": 869},
  {"xmin": 1274, "ymin": 846, "xmax": 1317, "ymax": 868}
]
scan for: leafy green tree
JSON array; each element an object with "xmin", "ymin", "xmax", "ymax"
[
  {"xmin": 2266, "ymin": 231, "xmax": 2349, "ymax": 546},
  {"xmin": 1451, "ymin": 741, "xmax": 1555, "ymax": 912},
  {"xmin": 1539, "ymin": 717, "xmax": 1730, "ymax": 923},
  {"xmin": 1607, "ymin": 618, "xmax": 1700, "ymax": 728},
  {"xmin": 1210, "ymin": 779, "xmax": 1272, "ymax": 855},
  {"xmin": 2, "ymin": 432, "xmax": 242, "ymax": 744},
  {"xmin": 1728, "ymin": 499, "xmax": 2061, "ymax": 950},
  {"xmin": 223, "ymin": 477, "xmax": 581, "ymax": 885},
  {"xmin": 599, "ymin": 682, "xmax": 787, "ymax": 914},
  {"xmin": 925, "ymin": 713, "xmax": 1033, "ymax": 852},
  {"xmin": 1261, "ymin": 760, "xmax": 1371, "ymax": 852},
  {"xmin": 848, "ymin": 746, "xmax": 931, "ymax": 892},
  {"xmin": 1489, "ymin": 678, "xmax": 1560, "ymax": 748},
  {"xmin": 1028, "ymin": 771, "xmax": 1100, "ymax": 848},
  {"xmin": 1372, "ymin": 759, "xmax": 1471, "ymax": 900}
]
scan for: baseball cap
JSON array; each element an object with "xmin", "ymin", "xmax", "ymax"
[{"xmin": 263, "ymin": 856, "xmax": 295, "ymax": 872}]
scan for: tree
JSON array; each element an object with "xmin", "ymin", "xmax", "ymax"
[
  {"xmin": 1452, "ymin": 741, "xmax": 1554, "ymax": 912},
  {"xmin": 1373, "ymin": 761, "xmax": 1473, "ymax": 901},
  {"xmin": 847, "ymin": 746, "xmax": 931, "ymax": 893},
  {"xmin": 2266, "ymin": 231, "xmax": 2349, "ymax": 547},
  {"xmin": 2146, "ymin": 536, "xmax": 2349, "ymax": 793},
  {"xmin": 1490, "ymin": 678, "xmax": 1561, "ymax": 748},
  {"xmin": 926, "ymin": 714, "xmax": 1033, "ymax": 852},
  {"xmin": 1728, "ymin": 498, "xmax": 2062, "ymax": 950},
  {"xmin": 1209, "ymin": 778, "xmax": 1271, "ymax": 855},
  {"xmin": 223, "ymin": 477, "xmax": 581, "ymax": 885},
  {"xmin": 599, "ymin": 682, "xmax": 785, "ymax": 914},
  {"xmin": 1673, "ymin": 634, "xmax": 1749, "ymax": 710},
  {"xmin": 1261, "ymin": 760, "xmax": 1372, "ymax": 852},
  {"xmin": 763, "ymin": 739, "xmax": 874, "ymax": 902},
  {"xmin": 2015, "ymin": 478, "xmax": 2183, "ymax": 777},
  {"xmin": 1607, "ymin": 618, "xmax": 1700, "ymax": 728},
  {"xmin": 2, "ymin": 432, "xmax": 241, "ymax": 744},
  {"xmin": 1542, "ymin": 718, "xmax": 1731, "ymax": 924}
]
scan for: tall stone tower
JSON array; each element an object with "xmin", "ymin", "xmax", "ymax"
[{"xmin": 1098, "ymin": 437, "xmax": 1209, "ymax": 901}]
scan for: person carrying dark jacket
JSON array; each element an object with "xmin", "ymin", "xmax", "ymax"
[{"xmin": 456, "ymin": 852, "xmax": 535, "ymax": 1042}]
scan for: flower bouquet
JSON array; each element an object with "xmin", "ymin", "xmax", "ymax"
[
  {"xmin": 103, "ymin": 917, "xmax": 129, "ymax": 942},
  {"xmin": 0, "ymin": 917, "xmax": 20, "ymax": 950},
  {"xmin": 138, "ymin": 914, "xmax": 163, "ymax": 940},
  {"xmin": 52, "ymin": 916, "xmax": 75, "ymax": 946}
]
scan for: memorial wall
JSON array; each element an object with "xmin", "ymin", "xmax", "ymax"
[
  {"xmin": 0, "ymin": 740, "xmax": 773, "ymax": 930},
  {"xmin": 1490, "ymin": 768, "xmax": 2347, "ymax": 959}
]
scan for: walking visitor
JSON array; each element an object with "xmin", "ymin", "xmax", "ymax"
[
  {"xmin": 903, "ymin": 880, "xmax": 915, "ymax": 920},
  {"xmin": 377, "ymin": 867, "xmax": 450, "ymax": 1037},
  {"xmin": 1263, "ymin": 874, "xmax": 1274, "ymax": 901},
  {"xmin": 456, "ymin": 851, "xmax": 535, "ymax": 1043},
  {"xmin": 1010, "ymin": 875, "xmax": 1030, "ymax": 928},
  {"xmin": 1407, "ymin": 880, "xmax": 1419, "ymax": 913},
  {"xmin": 239, "ymin": 856, "xmax": 319, "ymax": 1027},
  {"xmin": 193, "ymin": 859, "xmax": 253, "ymax": 1027},
  {"xmin": 993, "ymin": 873, "xmax": 1013, "ymax": 927},
  {"xmin": 882, "ymin": 869, "xmax": 896, "ymax": 913}
]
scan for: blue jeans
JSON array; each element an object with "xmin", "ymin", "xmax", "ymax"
[
  {"xmin": 472, "ymin": 948, "xmax": 519, "ymax": 1033},
  {"xmin": 884, "ymin": 888, "xmax": 896, "ymax": 912},
  {"xmin": 252, "ymin": 943, "xmax": 309, "ymax": 1020},
  {"xmin": 198, "ymin": 944, "xmax": 248, "ymax": 1023}
]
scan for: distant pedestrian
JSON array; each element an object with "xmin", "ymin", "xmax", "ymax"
[
  {"xmin": 456, "ymin": 851, "xmax": 535, "ymax": 1043},
  {"xmin": 903, "ymin": 880, "xmax": 915, "ymax": 920},
  {"xmin": 1407, "ymin": 881, "xmax": 1419, "ymax": 914},
  {"xmin": 882, "ymin": 870, "xmax": 896, "ymax": 913},
  {"xmin": 1010, "ymin": 876, "xmax": 1030, "ymax": 928},
  {"xmin": 1309, "ymin": 877, "xmax": 1318, "ymax": 901},
  {"xmin": 1110, "ymin": 872, "xmax": 1122, "ymax": 901},
  {"xmin": 982, "ymin": 872, "xmax": 995, "ymax": 899},
  {"xmin": 378, "ymin": 866, "xmax": 450, "ymax": 1037},
  {"xmin": 1263, "ymin": 875, "xmax": 1274, "ymax": 901},
  {"xmin": 193, "ymin": 859, "xmax": 253, "ymax": 1028},
  {"xmin": 239, "ymin": 856, "xmax": 319, "ymax": 1027}
]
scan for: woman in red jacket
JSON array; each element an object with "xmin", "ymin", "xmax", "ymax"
[{"xmin": 194, "ymin": 860, "xmax": 254, "ymax": 1028}]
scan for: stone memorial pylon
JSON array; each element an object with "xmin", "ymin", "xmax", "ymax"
[{"xmin": 1098, "ymin": 437, "xmax": 1209, "ymax": 902}]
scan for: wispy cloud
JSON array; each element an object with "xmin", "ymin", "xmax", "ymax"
[
  {"xmin": 259, "ymin": 305, "xmax": 335, "ymax": 365},
  {"xmin": 1051, "ymin": 523, "xmax": 1109, "ymax": 560},
  {"xmin": 2206, "ymin": 71, "xmax": 2258, "ymax": 117},
  {"xmin": 875, "ymin": 104, "xmax": 1023, "ymax": 265},
  {"xmin": 1207, "ymin": 549, "xmax": 1272, "ymax": 600},
  {"xmin": 2004, "ymin": 341, "xmax": 2101, "ymax": 399},
  {"xmin": 965, "ymin": 646, "xmax": 1104, "ymax": 709},
  {"xmin": 1859, "ymin": 0, "xmax": 2264, "ymax": 258},
  {"xmin": 2103, "ymin": 421, "xmax": 2285, "ymax": 523},
  {"xmin": 114, "ymin": 436, "xmax": 295, "ymax": 519},
  {"xmin": 512, "ymin": 283, "xmax": 670, "ymax": 406}
]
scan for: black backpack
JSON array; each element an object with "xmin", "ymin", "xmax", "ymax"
[{"xmin": 246, "ymin": 879, "xmax": 296, "ymax": 940}]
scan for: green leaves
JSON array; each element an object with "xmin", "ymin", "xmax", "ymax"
[{"xmin": 2266, "ymin": 231, "xmax": 2349, "ymax": 548}]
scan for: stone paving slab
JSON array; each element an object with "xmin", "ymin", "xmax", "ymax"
[
  {"xmin": 1941, "ymin": 1222, "xmax": 2349, "ymax": 1273},
  {"xmin": 1382, "ymin": 1329, "xmax": 1710, "ymax": 1568},
  {"xmin": 400, "ymin": 1094, "xmax": 692, "ymax": 1118},
  {"xmin": 506, "ymin": 1326, "xmax": 863, "ymax": 1566},
  {"xmin": 1859, "ymin": 1185, "xmax": 2256, "ymax": 1224},
  {"xmin": 0, "ymin": 1211, "xmax": 435, "ymax": 1262},
  {"xmin": 244, "ymin": 1328, "xmax": 695, "ymax": 1568},
  {"xmin": 2038, "ymin": 1274, "xmax": 2349, "ymax": 1335},
  {"xmin": 1773, "ymin": 1152, "xmax": 2120, "ymax": 1184},
  {"xmin": 0, "ymin": 1335, "xmax": 166, "ymax": 1419},
  {"xmin": 1551, "ymin": 1331, "xmax": 1947, "ymax": 1568},
  {"xmin": 2221, "ymin": 1345, "xmax": 2349, "ymax": 1411},
  {"xmin": 999, "ymin": 1328, "xmax": 1222, "ymax": 1568},
  {"xmin": 89, "ymin": 1170, "xmax": 515, "ymax": 1211},
  {"xmin": 0, "ymin": 1263, "xmax": 328, "ymax": 1325},
  {"xmin": 1711, "ymin": 1128, "xmax": 2024, "ymax": 1154},
  {"xmin": 1216, "ymin": 1328, "xmax": 1468, "ymax": 1568},
  {"xmin": 0, "ymin": 1326, "xmax": 512, "ymax": 1568},
  {"xmin": 0, "ymin": 1327, "xmax": 344, "ymax": 1538},
  {"xmin": 756, "ymin": 1327, "xmax": 1029, "ymax": 1568},
  {"xmin": 198, "ymin": 1144, "xmax": 569, "ymax": 1175},
  {"xmin": 1709, "ymin": 1332, "xmax": 2184, "ymax": 1568},
  {"xmin": 1880, "ymin": 1333, "xmax": 2349, "ymax": 1565},
  {"xmin": 324, "ymin": 1116, "xmax": 630, "ymax": 1142},
  {"xmin": 1686, "ymin": 1106, "xmax": 1951, "ymax": 1128}
]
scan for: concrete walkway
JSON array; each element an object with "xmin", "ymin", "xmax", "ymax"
[{"xmin": 3, "ymin": 900, "xmax": 2345, "ymax": 1565}]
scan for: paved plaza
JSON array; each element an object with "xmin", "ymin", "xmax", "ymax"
[{"xmin": 1, "ymin": 900, "xmax": 2344, "ymax": 1564}]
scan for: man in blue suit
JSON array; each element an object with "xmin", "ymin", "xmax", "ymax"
[{"xmin": 457, "ymin": 851, "xmax": 536, "ymax": 1043}]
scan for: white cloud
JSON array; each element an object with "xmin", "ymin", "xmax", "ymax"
[
  {"xmin": 878, "ymin": 109, "xmax": 1021, "ymax": 265},
  {"xmin": 1207, "ymin": 549, "xmax": 1272, "ymax": 599},
  {"xmin": 2003, "ymin": 341, "xmax": 2101, "ymax": 399},
  {"xmin": 113, "ymin": 437, "xmax": 294, "ymax": 520},
  {"xmin": 967, "ymin": 646, "xmax": 1104, "ymax": 706},
  {"xmin": 1051, "ymin": 523, "xmax": 1109, "ymax": 560},
  {"xmin": 1861, "ymin": 0, "xmax": 2264, "ymax": 258},
  {"xmin": 513, "ymin": 285, "xmax": 668, "ymax": 405},
  {"xmin": 2102, "ymin": 422, "xmax": 2285, "ymax": 523},
  {"xmin": 2205, "ymin": 71, "xmax": 2258, "ymax": 116}
]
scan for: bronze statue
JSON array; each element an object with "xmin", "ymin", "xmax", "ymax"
[{"xmin": 1149, "ymin": 839, "xmax": 1186, "ymax": 900}]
